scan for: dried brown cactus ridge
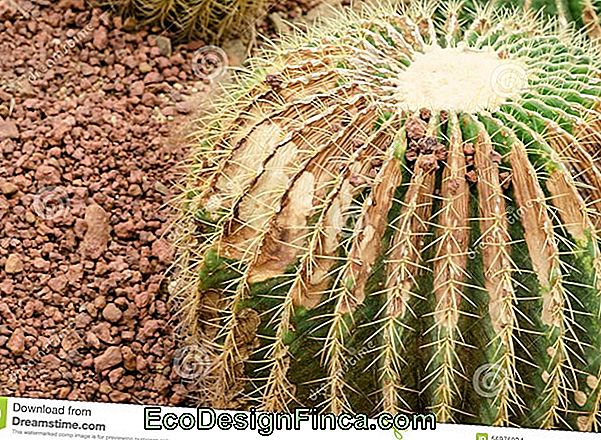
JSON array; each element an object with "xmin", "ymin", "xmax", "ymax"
[
  {"xmin": 171, "ymin": 0, "xmax": 601, "ymax": 431},
  {"xmin": 100, "ymin": 0, "xmax": 269, "ymax": 42}
]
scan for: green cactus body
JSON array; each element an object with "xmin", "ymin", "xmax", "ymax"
[
  {"xmin": 474, "ymin": 0, "xmax": 601, "ymax": 41},
  {"xmin": 173, "ymin": 1, "xmax": 601, "ymax": 431},
  {"xmin": 532, "ymin": 0, "xmax": 601, "ymax": 39},
  {"xmin": 569, "ymin": 0, "xmax": 601, "ymax": 37}
]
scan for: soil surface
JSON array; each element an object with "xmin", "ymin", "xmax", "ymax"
[{"xmin": 0, "ymin": 0, "xmax": 206, "ymax": 406}]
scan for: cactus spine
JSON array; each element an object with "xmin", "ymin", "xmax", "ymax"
[
  {"xmin": 103, "ymin": 0, "xmax": 268, "ymax": 42},
  {"xmin": 172, "ymin": 1, "xmax": 601, "ymax": 431},
  {"xmin": 474, "ymin": 0, "xmax": 601, "ymax": 41}
]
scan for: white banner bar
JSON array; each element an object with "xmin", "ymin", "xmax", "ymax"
[{"xmin": 0, "ymin": 397, "xmax": 597, "ymax": 440}]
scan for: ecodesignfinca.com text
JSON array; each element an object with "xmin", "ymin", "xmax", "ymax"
[{"xmin": 144, "ymin": 407, "xmax": 436, "ymax": 436}]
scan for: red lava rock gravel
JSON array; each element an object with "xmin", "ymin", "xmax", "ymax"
[{"xmin": 0, "ymin": 1, "xmax": 214, "ymax": 405}]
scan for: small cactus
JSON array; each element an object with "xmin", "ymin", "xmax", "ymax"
[
  {"xmin": 173, "ymin": 1, "xmax": 601, "ymax": 431},
  {"xmin": 102, "ymin": 0, "xmax": 269, "ymax": 42}
]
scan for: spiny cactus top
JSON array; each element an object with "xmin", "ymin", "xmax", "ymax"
[{"xmin": 173, "ymin": 1, "xmax": 601, "ymax": 432}]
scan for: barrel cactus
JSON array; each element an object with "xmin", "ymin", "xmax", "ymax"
[
  {"xmin": 480, "ymin": 0, "xmax": 601, "ymax": 41},
  {"xmin": 172, "ymin": 1, "xmax": 601, "ymax": 431},
  {"xmin": 102, "ymin": 0, "xmax": 269, "ymax": 42},
  {"xmin": 526, "ymin": 0, "xmax": 600, "ymax": 40}
]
